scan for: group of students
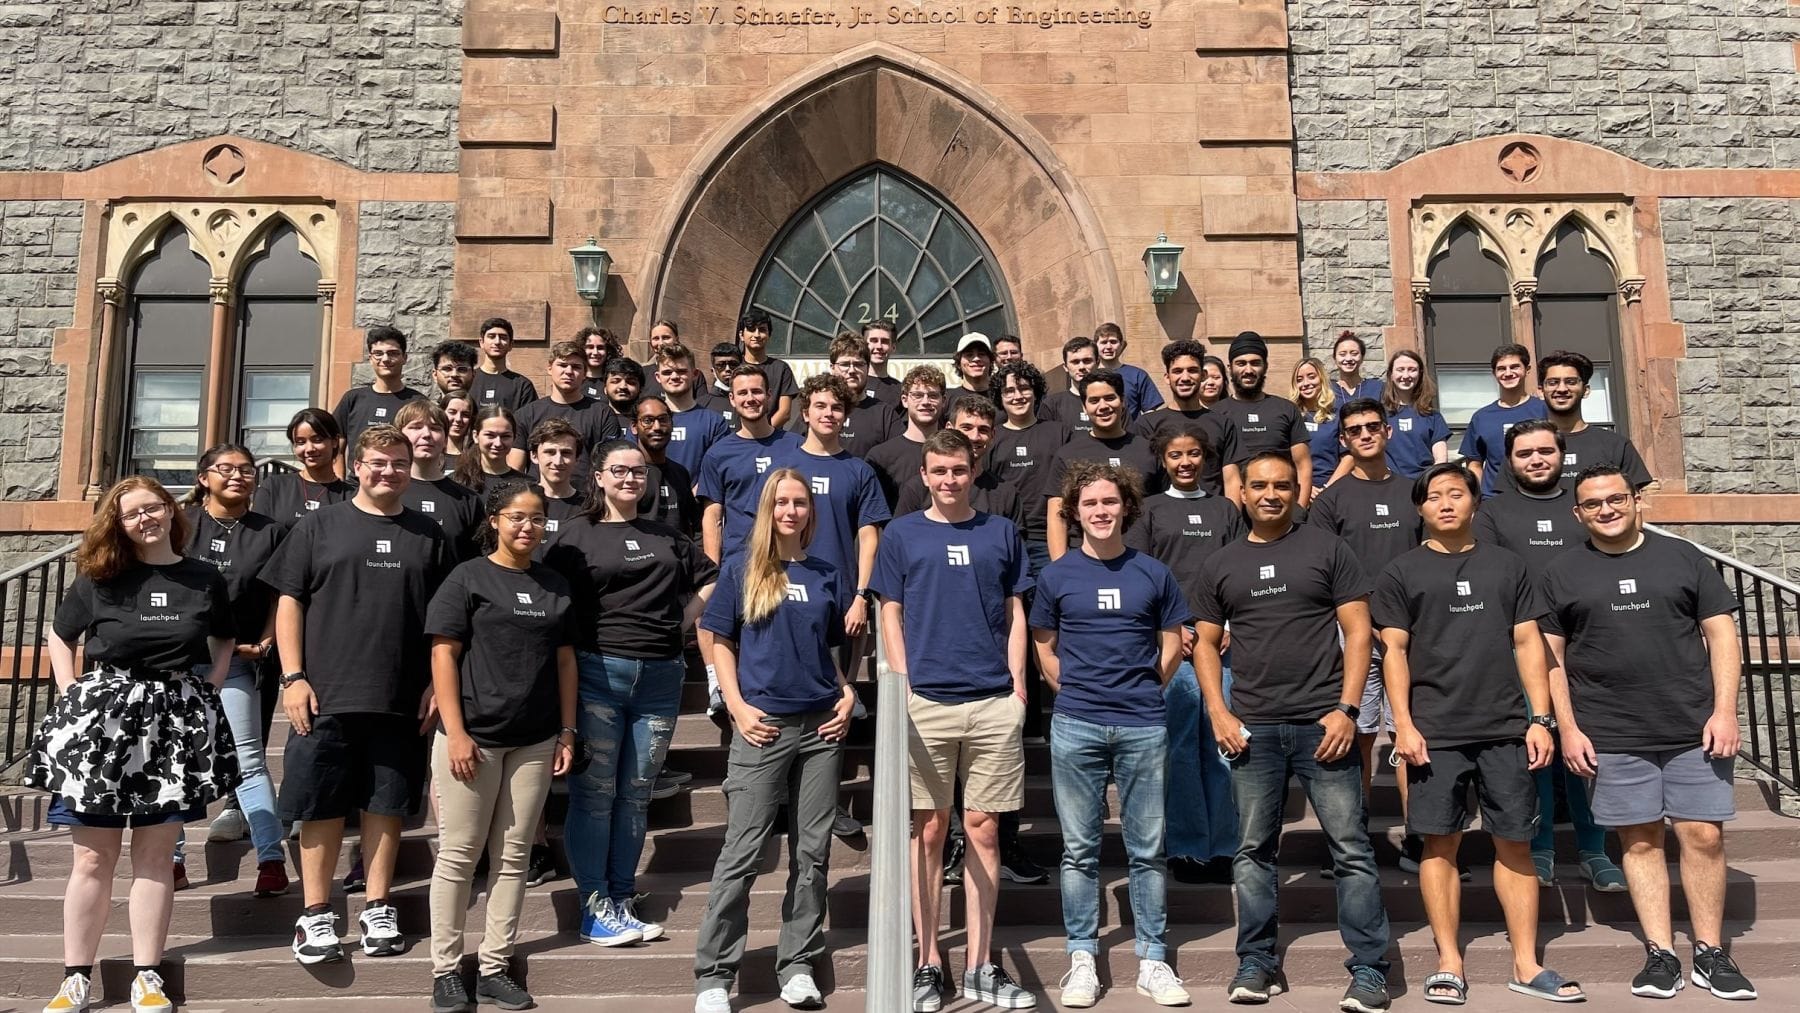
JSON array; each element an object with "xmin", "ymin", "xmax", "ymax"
[{"xmin": 26, "ymin": 312, "xmax": 1752, "ymax": 1013}]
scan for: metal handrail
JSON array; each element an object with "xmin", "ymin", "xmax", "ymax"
[
  {"xmin": 867, "ymin": 621, "xmax": 913, "ymax": 1011},
  {"xmin": 0, "ymin": 540, "xmax": 79, "ymax": 777}
]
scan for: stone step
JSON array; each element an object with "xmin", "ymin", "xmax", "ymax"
[
  {"xmin": 6, "ymin": 917, "xmax": 1800, "ymax": 1000},
  {"xmin": 2, "ymin": 857, "xmax": 1794, "ymax": 939}
]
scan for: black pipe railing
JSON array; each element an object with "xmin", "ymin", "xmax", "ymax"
[{"xmin": 0, "ymin": 543, "xmax": 78, "ymax": 778}]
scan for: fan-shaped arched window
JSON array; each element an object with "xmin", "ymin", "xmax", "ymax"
[
  {"xmin": 235, "ymin": 222, "xmax": 322, "ymax": 461},
  {"xmin": 1424, "ymin": 223, "xmax": 1513, "ymax": 428},
  {"xmin": 745, "ymin": 168, "xmax": 1014, "ymax": 357},
  {"xmin": 123, "ymin": 226, "xmax": 212, "ymax": 486},
  {"xmin": 1535, "ymin": 222, "xmax": 1624, "ymax": 427}
]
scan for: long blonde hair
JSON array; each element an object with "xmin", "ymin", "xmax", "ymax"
[
  {"xmin": 741, "ymin": 468, "xmax": 817, "ymax": 626},
  {"xmin": 1291, "ymin": 356, "xmax": 1336, "ymax": 424}
]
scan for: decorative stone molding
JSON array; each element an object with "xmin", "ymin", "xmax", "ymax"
[
  {"xmin": 1618, "ymin": 277, "xmax": 1646, "ymax": 304},
  {"xmin": 1408, "ymin": 199, "xmax": 1640, "ymax": 295},
  {"xmin": 101, "ymin": 200, "xmax": 339, "ymax": 289}
]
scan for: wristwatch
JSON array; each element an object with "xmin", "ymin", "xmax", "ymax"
[
  {"xmin": 858, "ymin": 587, "xmax": 878, "ymax": 605},
  {"xmin": 1334, "ymin": 702, "xmax": 1361, "ymax": 721},
  {"xmin": 279, "ymin": 670, "xmax": 308, "ymax": 689},
  {"xmin": 1529, "ymin": 714, "xmax": 1559, "ymax": 730}
]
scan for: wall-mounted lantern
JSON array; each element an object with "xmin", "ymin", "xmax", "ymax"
[
  {"xmin": 1143, "ymin": 232, "xmax": 1183, "ymax": 304},
  {"xmin": 569, "ymin": 236, "xmax": 612, "ymax": 307}
]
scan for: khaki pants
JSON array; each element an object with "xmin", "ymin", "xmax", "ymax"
[{"xmin": 429, "ymin": 732, "xmax": 556, "ymax": 977}]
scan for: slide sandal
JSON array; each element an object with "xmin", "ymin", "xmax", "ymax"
[
  {"xmin": 1508, "ymin": 969, "xmax": 1586, "ymax": 1003},
  {"xmin": 1531, "ymin": 849, "xmax": 1556, "ymax": 886},
  {"xmin": 1423, "ymin": 972, "xmax": 1467, "ymax": 1005}
]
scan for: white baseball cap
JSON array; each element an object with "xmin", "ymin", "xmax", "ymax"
[{"xmin": 955, "ymin": 332, "xmax": 993, "ymax": 355}]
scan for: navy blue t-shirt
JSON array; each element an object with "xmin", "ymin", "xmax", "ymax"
[
  {"xmin": 1384, "ymin": 404, "xmax": 1450, "ymax": 478},
  {"xmin": 870, "ymin": 510, "xmax": 1033, "ymax": 703},
  {"xmin": 697, "ymin": 429, "xmax": 804, "ymax": 557},
  {"xmin": 1458, "ymin": 398, "xmax": 1548, "ymax": 497},
  {"xmin": 1030, "ymin": 548, "xmax": 1188, "ymax": 727},
  {"xmin": 1331, "ymin": 376, "xmax": 1385, "ymax": 404},
  {"xmin": 666, "ymin": 405, "xmax": 732, "ymax": 481},
  {"xmin": 1115, "ymin": 363, "xmax": 1165, "ymax": 420},
  {"xmin": 777, "ymin": 446, "xmax": 891, "ymax": 606},
  {"xmin": 1303, "ymin": 414, "xmax": 1340, "ymax": 488},
  {"xmin": 701, "ymin": 555, "xmax": 844, "ymax": 715}
]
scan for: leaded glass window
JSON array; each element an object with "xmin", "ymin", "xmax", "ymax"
[{"xmin": 745, "ymin": 168, "xmax": 1014, "ymax": 357}]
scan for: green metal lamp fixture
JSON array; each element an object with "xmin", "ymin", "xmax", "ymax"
[
  {"xmin": 1143, "ymin": 232, "xmax": 1184, "ymax": 303},
  {"xmin": 569, "ymin": 236, "xmax": 612, "ymax": 307}
]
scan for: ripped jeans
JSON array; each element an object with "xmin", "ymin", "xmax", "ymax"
[{"xmin": 566, "ymin": 651, "xmax": 684, "ymax": 902}]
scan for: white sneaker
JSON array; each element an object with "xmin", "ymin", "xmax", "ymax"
[
  {"xmin": 207, "ymin": 806, "xmax": 249, "ymax": 842},
  {"xmin": 42, "ymin": 972, "xmax": 89, "ymax": 1013},
  {"xmin": 129, "ymin": 970, "xmax": 172, "ymax": 1012},
  {"xmin": 1059, "ymin": 951, "xmax": 1099, "ymax": 1008},
  {"xmin": 695, "ymin": 987, "xmax": 732, "ymax": 1013},
  {"xmin": 358, "ymin": 900, "xmax": 406, "ymax": 956},
  {"xmin": 291, "ymin": 909, "xmax": 344, "ymax": 964},
  {"xmin": 781, "ymin": 973, "xmax": 824, "ymax": 1009},
  {"xmin": 616, "ymin": 897, "xmax": 665, "ymax": 941},
  {"xmin": 1136, "ymin": 959, "xmax": 1191, "ymax": 1006}
]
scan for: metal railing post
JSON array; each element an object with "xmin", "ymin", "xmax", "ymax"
[{"xmin": 866, "ymin": 622, "xmax": 913, "ymax": 1011}]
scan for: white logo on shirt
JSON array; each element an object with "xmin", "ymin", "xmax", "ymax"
[
  {"xmin": 1619, "ymin": 578, "xmax": 1638, "ymax": 595},
  {"xmin": 1375, "ymin": 504, "xmax": 1390, "ymax": 517},
  {"xmin": 1398, "ymin": 417, "xmax": 1413, "ymax": 432},
  {"xmin": 811, "ymin": 476, "xmax": 830, "ymax": 496},
  {"xmin": 1097, "ymin": 588, "xmax": 1121, "ymax": 610},
  {"xmin": 1078, "ymin": 412, "xmax": 1089, "ymax": 422},
  {"xmin": 1537, "ymin": 519, "xmax": 1554, "ymax": 533},
  {"xmin": 1305, "ymin": 420, "xmax": 1318, "ymax": 432},
  {"xmin": 149, "ymin": 592, "xmax": 168, "ymax": 607},
  {"xmin": 1455, "ymin": 580, "xmax": 1472, "ymax": 596},
  {"xmin": 1107, "ymin": 457, "xmax": 1120, "ymax": 467},
  {"xmin": 946, "ymin": 545, "xmax": 971, "ymax": 566},
  {"xmin": 1564, "ymin": 453, "xmax": 1577, "ymax": 466},
  {"xmin": 672, "ymin": 427, "xmax": 687, "ymax": 441},
  {"xmin": 376, "ymin": 539, "xmax": 392, "ymax": 554},
  {"xmin": 754, "ymin": 456, "xmax": 771, "ymax": 474},
  {"xmin": 625, "ymin": 539, "xmax": 640, "ymax": 551},
  {"xmin": 374, "ymin": 407, "xmax": 388, "ymax": 418},
  {"xmin": 1014, "ymin": 446, "xmax": 1028, "ymax": 457},
  {"xmin": 515, "ymin": 592, "xmax": 533, "ymax": 605},
  {"xmin": 785, "ymin": 582, "xmax": 810, "ymax": 603},
  {"xmin": 305, "ymin": 500, "xmax": 320, "ymax": 510},
  {"xmin": 486, "ymin": 389, "xmax": 497, "ymax": 399},
  {"xmin": 210, "ymin": 538, "xmax": 226, "ymax": 553},
  {"xmin": 1258, "ymin": 564, "xmax": 1276, "ymax": 580},
  {"xmin": 1188, "ymin": 514, "xmax": 1204, "ymax": 525},
  {"xmin": 546, "ymin": 519, "xmax": 559, "ymax": 532},
  {"xmin": 420, "ymin": 500, "xmax": 436, "ymax": 513},
  {"xmin": 1502, "ymin": 422, "xmax": 1517, "ymax": 433},
  {"xmin": 1247, "ymin": 413, "xmax": 1260, "ymax": 423},
  {"xmin": 723, "ymin": 411, "xmax": 735, "ymax": 422},
  {"xmin": 660, "ymin": 485, "xmax": 672, "ymax": 500}
]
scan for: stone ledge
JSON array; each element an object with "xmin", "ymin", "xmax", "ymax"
[
  {"xmin": 462, "ymin": 12, "xmax": 558, "ymax": 54},
  {"xmin": 452, "ymin": 300, "xmax": 549, "ymax": 344},
  {"xmin": 1193, "ymin": 6, "xmax": 1289, "ymax": 52},
  {"xmin": 1195, "ymin": 87, "xmax": 1293, "ymax": 142},
  {"xmin": 1203, "ymin": 194, "xmax": 1298, "ymax": 237},
  {"xmin": 460, "ymin": 104, "xmax": 557, "ymax": 147},
  {"xmin": 455, "ymin": 198, "xmax": 553, "ymax": 240}
]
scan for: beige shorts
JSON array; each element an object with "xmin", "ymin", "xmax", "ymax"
[{"xmin": 907, "ymin": 692, "xmax": 1026, "ymax": 813}]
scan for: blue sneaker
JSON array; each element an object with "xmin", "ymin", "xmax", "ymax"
[
  {"xmin": 615, "ymin": 896, "xmax": 664, "ymax": 941},
  {"xmin": 579, "ymin": 893, "xmax": 645, "ymax": 947}
]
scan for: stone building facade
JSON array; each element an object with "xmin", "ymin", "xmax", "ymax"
[{"xmin": 0, "ymin": 0, "xmax": 1796, "ymax": 574}]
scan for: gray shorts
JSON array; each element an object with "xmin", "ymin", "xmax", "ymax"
[
  {"xmin": 1587, "ymin": 745, "xmax": 1736, "ymax": 827},
  {"xmin": 1357, "ymin": 655, "xmax": 1393, "ymax": 735}
]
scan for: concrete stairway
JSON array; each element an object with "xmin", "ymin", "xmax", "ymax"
[{"xmin": 5, "ymin": 670, "xmax": 1800, "ymax": 1009}]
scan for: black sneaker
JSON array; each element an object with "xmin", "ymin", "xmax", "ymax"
[
  {"xmin": 832, "ymin": 805, "xmax": 864, "ymax": 840},
  {"xmin": 942, "ymin": 835, "xmax": 966, "ymax": 885},
  {"xmin": 1168, "ymin": 856, "xmax": 1210, "ymax": 884},
  {"xmin": 1227, "ymin": 960, "xmax": 1286, "ymax": 1004},
  {"xmin": 1397, "ymin": 834, "xmax": 1423, "ymax": 874},
  {"xmin": 1693, "ymin": 943, "xmax": 1756, "ymax": 1000},
  {"xmin": 1633, "ymin": 943, "xmax": 1685, "ymax": 999},
  {"xmin": 477, "ymin": 971, "xmax": 535, "ymax": 1010},
  {"xmin": 1340, "ymin": 966, "xmax": 1390, "ymax": 1012},
  {"xmin": 432, "ymin": 972, "xmax": 475, "ymax": 1013},
  {"xmin": 524, "ymin": 845, "xmax": 556, "ymax": 888},
  {"xmin": 343, "ymin": 856, "xmax": 366, "ymax": 893},
  {"xmin": 999, "ymin": 842, "xmax": 1047, "ymax": 884},
  {"xmin": 1200, "ymin": 856, "xmax": 1235, "ymax": 884},
  {"xmin": 913, "ymin": 963, "xmax": 947, "ymax": 1013}
]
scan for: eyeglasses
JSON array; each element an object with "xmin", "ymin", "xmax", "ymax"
[
  {"xmin": 206, "ymin": 464, "xmax": 257, "ymax": 479},
  {"xmin": 1341, "ymin": 421, "xmax": 1385, "ymax": 437},
  {"xmin": 1542, "ymin": 377, "xmax": 1586, "ymax": 389},
  {"xmin": 605, "ymin": 465, "xmax": 650, "ymax": 480},
  {"xmin": 369, "ymin": 350, "xmax": 406, "ymax": 360},
  {"xmin": 907, "ymin": 391, "xmax": 944, "ymax": 403},
  {"xmin": 1576, "ymin": 492, "xmax": 1635, "ymax": 513},
  {"xmin": 656, "ymin": 367, "xmax": 688, "ymax": 378},
  {"xmin": 498, "ymin": 512, "xmax": 548, "ymax": 528},
  {"xmin": 833, "ymin": 360, "xmax": 870, "ymax": 372},
  {"xmin": 121, "ymin": 502, "xmax": 170, "ymax": 523},
  {"xmin": 636, "ymin": 415, "xmax": 672, "ymax": 428},
  {"xmin": 357, "ymin": 460, "xmax": 409, "ymax": 473}
]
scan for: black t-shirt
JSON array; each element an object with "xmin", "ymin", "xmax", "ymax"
[
  {"xmin": 893, "ymin": 468, "xmax": 1023, "ymax": 525},
  {"xmin": 514, "ymin": 396, "xmax": 625, "ymax": 480},
  {"xmin": 1561, "ymin": 426, "xmax": 1653, "ymax": 488},
  {"xmin": 941, "ymin": 385, "xmax": 999, "ymax": 426},
  {"xmin": 868, "ymin": 373, "xmax": 903, "ymax": 406},
  {"xmin": 1040, "ymin": 389, "xmax": 1094, "ymax": 436},
  {"xmin": 403, "ymin": 475, "xmax": 485, "ymax": 562},
  {"xmin": 1539, "ymin": 533, "xmax": 1739, "ymax": 752},
  {"xmin": 331, "ymin": 385, "xmax": 426, "ymax": 462},
  {"xmin": 1194, "ymin": 523, "xmax": 1369, "ymax": 723},
  {"xmin": 545, "ymin": 516, "xmax": 719, "ymax": 658},
  {"xmin": 864, "ymin": 434, "xmax": 924, "ymax": 510},
  {"xmin": 1213, "ymin": 394, "xmax": 1306, "ymax": 462},
  {"xmin": 986, "ymin": 420, "xmax": 1072, "ymax": 543},
  {"xmin": 1371, "ymin": 543, "xmax": 1546, "ymax": 746},
  {"xmin": 641, "ymin": 458, "xmax": 701, "ymax": 536},
  {"xmin": 1306, "ymin": 473, "xmax": 1421, "ymax": 579},
  {"xmin": 260, "ymin": 501, "xmax": 450, "ymax": 716},
  {"xmin": 693, "ymin": 386, "xmax": 736, "ymax": 427},
  {"xmin": 1124, "ymin": 490, "xmax": 1245, "ymax": 620},
  {"xmin": 1131, "ymin": 407, "xmax": 1240, "ymax": 498},
  {"xmin": 470, "ymin": 369, "xmax": 539, "ymax": 412},
  {"xmin": 54, "ymin": 559, "xmax": 232, "ymax": 672},
  {"xmin": 183, "ymin": 507, "xmax": 286, "ymax": 642},
  {"xmin": 748, "ymin": 356, "xmax": 801, "ymax": 408},
  {"xmin": 254, "ymin": 472, "xmax": 354, "ymax": 531},
  {"xmin": 424, "ymin": 557, "xmax": 575, "ymax": 747},
  {"xmin": 1048, "ymin": 431, "xmax": 1160, "ymax": 502},
  {"xmin": 536, "ymin": 487, "xmax": 588, "ymax": 558},
  {"xmin": 1473, "ymin": 486, "xmax": 1579, "ymax": 584},
  {"xmin": 784, "ymin": 393, "xmax": 901, "ymax": 459}
]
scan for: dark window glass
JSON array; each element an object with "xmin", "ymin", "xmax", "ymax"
[
  {"xmin": 1425, "ymin": 222, "xmax": 1513, "ymax": 428},
  {"xmin": 1534, "ymin": 222, "xmax": 1624, "ymax": 428}
]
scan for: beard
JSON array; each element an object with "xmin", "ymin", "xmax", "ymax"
[
  {"xmin": 1231, "ymin": 373, "xmax": 1265, "ymax": 398},
  {"xmin": 1512, "ymin": 468, "xmax": 1562, "ymax": 495}
]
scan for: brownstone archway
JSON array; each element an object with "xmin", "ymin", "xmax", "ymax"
[{"xmin": 641, "ymin": 45, "xmax": 1122, "ymax": 363}]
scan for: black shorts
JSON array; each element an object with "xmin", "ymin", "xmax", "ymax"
[
  {"xmin": 1405, "ymin": 738, "xmax": 1540, "ymax": 841},
  {"xmin": 277, "ymin": 712, "xmax": 426, "ymax": 822}
]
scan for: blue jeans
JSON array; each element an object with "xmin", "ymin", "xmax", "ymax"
[
  {"xmin": 567, "ymin": 651, "xmax": 684, "ymax": 901},
  {"xmin": 1165, "ymin": 659, "xmax": 1238, "ymax": 861},
  {"xmin": 1230, "ymin": 721, "xmax": 1390, "ymax": 974},
  {"xmin": 176, "ymin": 659, "xmax": 283, "ymax": 865},
  {"xmin": 1534, "ymin": 757, "xmax": 1607, "ymax": 854},
  {"xmin": 1050, "ymin": 713, "xmax": 1169, "ymax": 961}
]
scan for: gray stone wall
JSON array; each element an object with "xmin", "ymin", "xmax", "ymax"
[
  {"xmin": 1297, "ymin": 200, "xmax": 1394, "ymax": 360},
  {"xmin": 0, "ymin": 201, "xmax": 82, "ymax": 501},
  {"xmin": 354, "ymin": 201, "xmax": 458, "ymax": 386},
  {"xmin": 0, "ymin": 1, "xmax": 464, "ymax": 174},
  {"xmin": 1662, "ymin": 198, "xmax": 1800, "ymax": 496},
  {"xmin": 1287, "ymin": 0, "xmax": 1800, "ymax": 173},
  {"xmin": 1668, "ymin": 524, "xmax": 1800, "ymax": 584}
]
